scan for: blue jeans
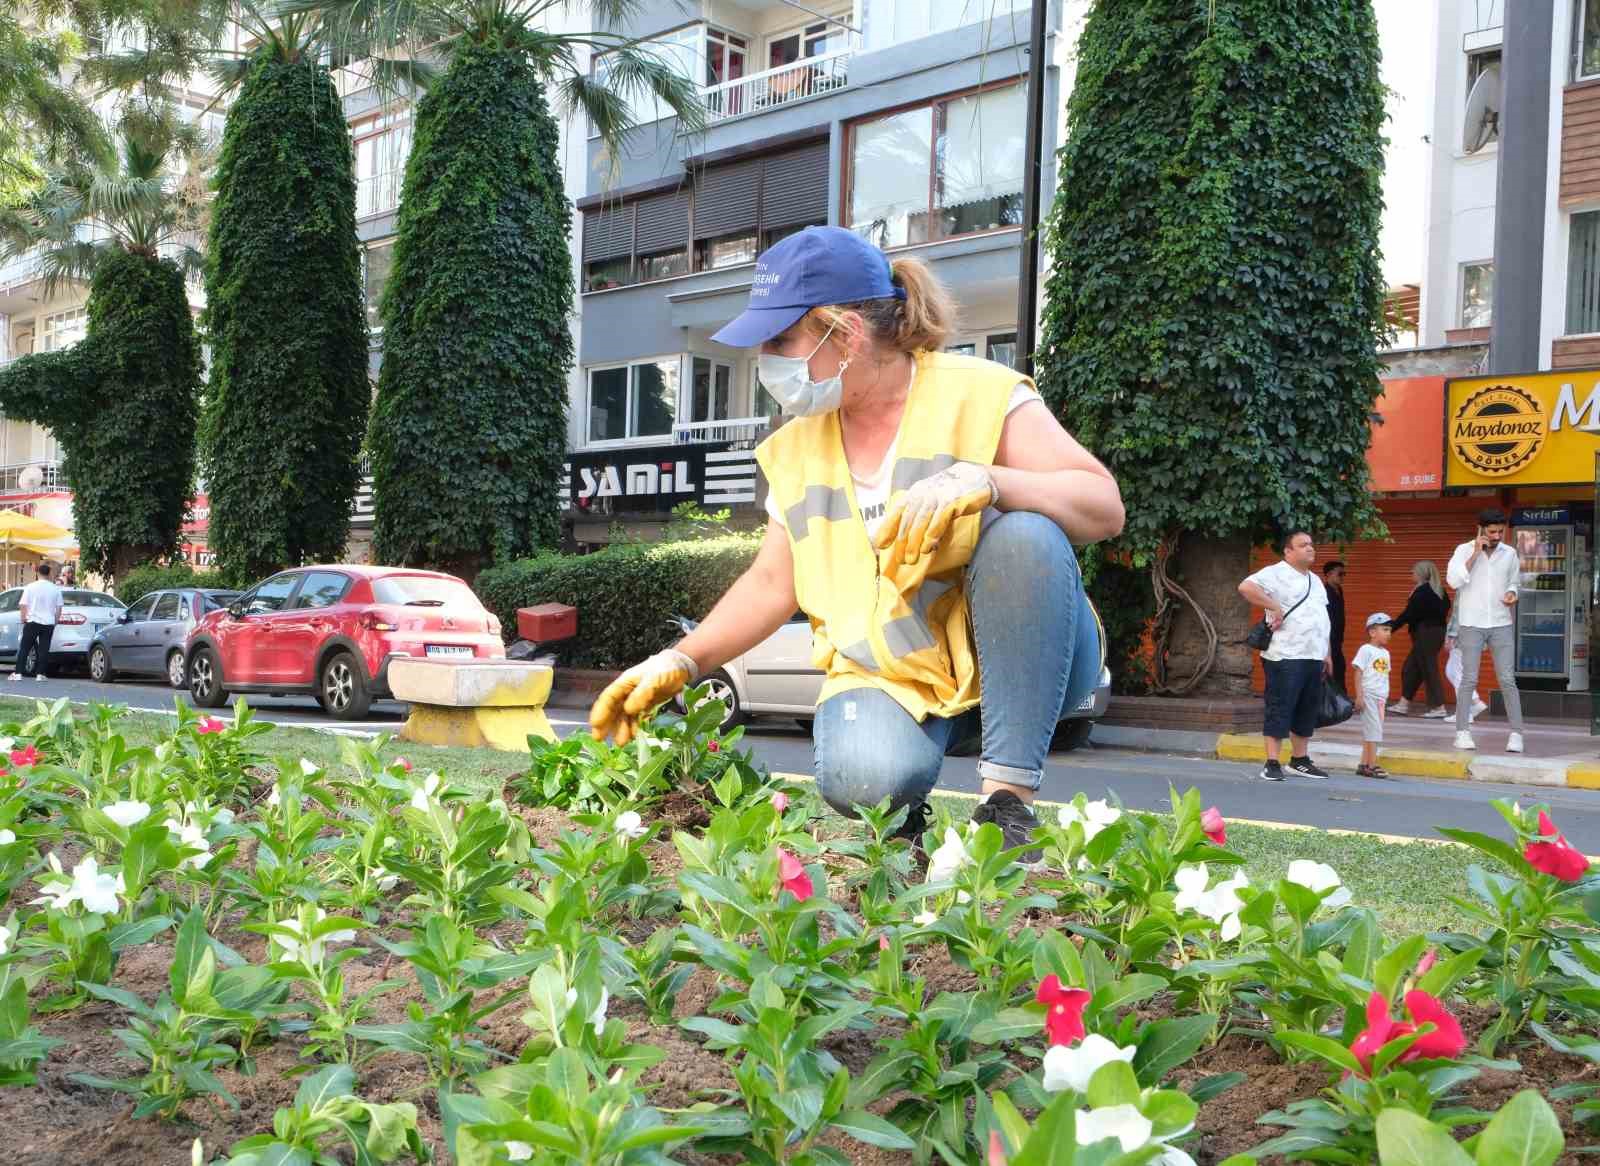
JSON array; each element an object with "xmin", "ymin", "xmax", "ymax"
[{"xmin": 814, "ymin": 511, "xmax": 1100, "ymax": 816}]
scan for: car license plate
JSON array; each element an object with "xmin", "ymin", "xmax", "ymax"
[{"xmin": 425, "ymin": 645, "xmax": 474, "ymax": 658}]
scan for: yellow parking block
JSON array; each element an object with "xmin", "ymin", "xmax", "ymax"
[
  {"xmin": 1374, "ymin": 747, "xmax": 1471, "ymax": 780},
  {"xmin": 1216, "ymin": 734, "xmax": 1270, "ymax": 762},
  {"xmin": 400, "ymin": 704, "xmax": 556, "ymax": 752},
  {"xmin": 1567, "ymin": 764, "xmax": 1600, "ymax": 790}
]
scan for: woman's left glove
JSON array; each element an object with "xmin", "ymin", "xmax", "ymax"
[
  {"xmin": 589, "ymin": 648, "xmax": 699, "ymax": 746},
  {"xmin": 873, "ymin": 461, "xmax": 997, "ymax": 572}
]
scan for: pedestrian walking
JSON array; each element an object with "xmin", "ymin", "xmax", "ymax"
[
  {"xmin": 10, "ymin": 562, "xmax": 62, "ymax": 682},
  {"xmin": 1323, "ymin": 560, "xmax": 1347, "ymax": 695},
  {"xmin": 1444, "ymin": 610, "xmax": 1488, "ymax": 724},
  {"xmin": 1237, "ymin": 530, "xmax": 1333, "ymax": 782},
  {"xmin": 1352, "ymin": 613, "xmax": 1393, "ymax": 778},
  {"xmin": 1446, "ymin": 508, "xmax": 1523, "ymax": 752},
  {"xmin": 1388, "ymin": 560, "xmax": 1451, "ymax": 718},
  {"xmin": 587, "ymin": 227, "xmax": 1123, "ymax": 854}
]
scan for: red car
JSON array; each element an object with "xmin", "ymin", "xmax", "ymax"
[{"xmin": 186, "ymin": 565, "xmax": 505, "ymax": 719}]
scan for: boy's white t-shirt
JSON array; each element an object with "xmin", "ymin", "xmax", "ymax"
[
  {"xmin": 764, "ymin": 383, "xmax": 1043, "ymax": 541},
  {"xmin": 1351, "ymin": 643, "xmax": 1392, "ymax": 701},
  {"xmin": 20, "ymin": 578, "xmax": 63, "ymax": 626}
]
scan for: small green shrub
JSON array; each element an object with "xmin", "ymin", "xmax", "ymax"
[
  {"xmin": 475, "ymin": 535, "xmax": 760, "ymax": 669},
  {"xmin": 117, "ymin": 562, "xmax": 235, "ymax": 606}
]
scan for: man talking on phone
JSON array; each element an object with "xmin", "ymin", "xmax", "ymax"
[{"xmin": 1445, "ymin": 508, "xmax": 1522, "ymax": 753}]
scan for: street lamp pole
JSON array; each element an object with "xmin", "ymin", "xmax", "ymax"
[{"xmin": 1014, "ymin": 0, "xmax": 1050, "ymax": 376}]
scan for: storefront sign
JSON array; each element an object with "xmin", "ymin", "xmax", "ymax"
[
  {"xmin": 564, "ymin": 442, "xmax": 759, "ymax": 515},
  {"xmin": 1512, "ymin": 506, "xmax": 1572, "ymax": 526},
  {"xmin": 1446, "ymin": 369, "xmax": 1600, "ymax": 486},
  {"xmin": 1369, "ymin": 377, "xmax": 1445, "ymax": 491}
]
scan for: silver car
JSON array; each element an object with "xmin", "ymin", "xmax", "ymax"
[
  {"xmin": 90, "ymin": 588, "xmax": 240, "ymax": 688},
  {"xmin": 0, "ymin": 587, "xmax": 127, "ymax": 674},
  {"xmin": 675, "ymin": 612, "xmax": 1114, "ymax": 750}
]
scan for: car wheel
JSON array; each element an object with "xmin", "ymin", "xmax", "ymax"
[
  {"xmin": 700, "ymin": 670, "xmax": 746, "ymax": 730},
  {"xmin": 1052, "ymin": 718, "xmax": 1095, "ymax": 752},
  {"xmin": 89, "ymin": 645, "xmax": 112, "ymax": 683},
  {"xmin": 166, "ymin": 650, "xmax": 187, "ymax": 690},
  {"xmin": 320, "ymin": 651, "xmax": 372, "ymax": 720},
  {"xmin": 189, "ymin": 647, "xmax": 228, "ymax": 708}
]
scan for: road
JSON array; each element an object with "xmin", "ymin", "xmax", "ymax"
[{"xmin": 7, "ymin": 675, "xmax": 1599, "ymax": 850}]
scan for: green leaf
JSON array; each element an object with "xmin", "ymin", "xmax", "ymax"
[
  {"xmin": 832, "ymin": 1109, "xmax": 916, "ymax": 1150},
  {"xmin": 1133, "ymin": 1015, "xmax": 1213, "ymax": 1085},
  {"xmin": 1374, "ymin": 1108, "xmax": 1474, "ymax": 1166},
  {"xmin": 1435, "ymin": 829, "xmax": 1528, "ymax": 874},
  {"xmin": 1475, "ymin": 1090, "xmax": 1563, "ymax": 1166},
  {"xmin": 772, "ymin": 1084, "xmax": 824, "ymax": 1133},
  {"xmin": 1087, "ymin": 973, "xmax": 1166, "ymax": 1021},
  {"xmin": 1085, "ymin": 1059, "xmax": 1141, "ymax": 1108},
  {"xmin": 169, "ymin": 908, "xmax": 208, "ymax": 1001},
  {"xmin": 1275, "ymin": 1030, "xmax": 1365, "ymax": 1076},
  {"xmin": 295, "ymin": 1064, "xmax": 355, "ymax": 1113},
  {"xmin": 1374, "ymin": 935, "xmax": 1428, "ymax": 999}
]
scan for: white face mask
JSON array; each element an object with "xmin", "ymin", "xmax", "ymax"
[{"xmin": 756, "ymin": 325, "xmax": 850, "ymax": 417}]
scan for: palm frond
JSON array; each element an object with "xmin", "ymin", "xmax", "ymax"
[{"xmin": 36, "ymin": 238, "xmax": 110, "ymax": 299}]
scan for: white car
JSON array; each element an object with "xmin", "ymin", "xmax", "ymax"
[{"xmin": 0, "ymin": 587, "xmax": 127, "ymax": 674}]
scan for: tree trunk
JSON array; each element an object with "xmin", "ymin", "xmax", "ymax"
[
  {"xmin": 108, "ymin": 544, "xmax": 160, "ymax": 587},
  {"xmin": 1166, "ymin": 533, "xmax": 1255, "ymax": 696}
]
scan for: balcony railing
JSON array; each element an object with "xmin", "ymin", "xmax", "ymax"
[
  {"xmin": 672, "ymin": 416, "xmax": 773, "ymax": 448},
  {"xmin": 0, "ymin": 461, "xmax": 63, "ymax": 494},
  {"xmin": 358, "ymin": 168, "xmax": 405, "ymax": 218},
  {"xmin": 701, "ymin": 47, "xmax": 853, "ymax": 124},
  {"xmin": 0, "ymin": 248, "xmax": 43, "ymax": 294}
]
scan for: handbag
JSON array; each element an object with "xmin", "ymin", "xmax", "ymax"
[
  {"xmin": 1246, "ymin": 575, "xmax": 1313, "ymax": 651},
  {"xmin": 1317, "ymin": 676, "xmax": 1355, "ymax": 728}
]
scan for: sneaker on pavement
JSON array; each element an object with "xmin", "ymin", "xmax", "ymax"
[
  {"xmin": 33, "ymin": 674, "xmax": 44, "ymax": 682},
  {"xmin": 1423, "ymin": 706, "xmax": 1448, "ymax": 718},
  {"xmin": 5, "ymin": 673, "xmax": 17, "ymax": 683},
  {"xmin": 1389, "ymin": 698, "xmax": 1410, "ymax": 716},
  {"xmin": 1454, "ymin": 731, "xmax": 1475, "ymax": 750},
  {"xmin": 1471, "ymin": 696, "xmax": 1488, "ymax": 721},
  {"xmin": 1506, "ymin": 732, "xmax": 1524, "ymax": 754},
  {"xmin": 1288, "ymin": 756, "xmax": 1330, "ymax": 780},
  {"xmin": 1260, "ymin": 760, "xmax": 1285, "ymax": 782},
  {"xmin": 970, "ymin": 790, "xmax": 1043, "ymax": 864}
]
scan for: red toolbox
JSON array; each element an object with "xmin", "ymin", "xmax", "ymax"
[{"xmin": 517, "ymin": 603, "xmax": 577, "ymax": 643}]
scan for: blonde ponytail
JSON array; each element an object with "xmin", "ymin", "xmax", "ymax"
[{"xmin": 804, "ymin": 255, "xmax": 956, "ymax": 354}]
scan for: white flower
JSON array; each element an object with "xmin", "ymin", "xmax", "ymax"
[
  {"xmin": 68, "ymin": 855, "xmax": 124, "ymax": 915},
  {"xmin": 299, "ymin": 758, "xmax": 319, "ymax": 776},
  {"xmin": 1285, "ymin": 859, "xmax": 1352, "ymax": 908},
  {"xmin": 614, "ymin": 810, "xmax": 647, "ymax": 839},
  {"xmin": 31, "ymin": 853, "xmax": 72, "ymax": 909},
  {"xmin": 1041, "ymin": 1033, "xmax": 1136, "ymax": 1094},
  {"xmin": 266, "ymin": 784, "xmax": 281, "ymax": 808},
  {"xmin": 505, "ymin": 1143, "xmax": 533, "ymax": 1162},
  {"xmin": 101, "ymin": 800, "xmax": 151, "ymax": 828},
  {"xmin": 408, "ymin": 773, "xmax": 444, "ymax": 812},
  {"xmin": 913, "ymin": 910, "xmax": 937, "ymax": 926},
  {"xmin": 1173, "ymin": 864, "xmax": 1211, "ymax": 913},
  {"xmin": 1076, "ymin": 1104, "xmax": 1154, "ymax": 1152},
  {"xmin": 175, "ymin": 822, "xmax": 212, "ymax": 870},
  {"xmin": 0, "ymin": 924, "xmax": 12, "ymax": 955},
  {"xmin": 589, "ymin": 987, "xmax": 608, "ymax": 1034},
  {"xmin": 1172, "ymin": 865, "xmax": 1248, "ymax": 940},
  {"xmin": 372, "ymin": 866, "xmax": 399, "ymax": 892},
  {"xmin": 956, "ymin": 890, "xmax": 972, "ymax": 904},
  {"xmin": 0, "ymin": 737, "xmax": 15, "ymax": 752},
  {"xmin": 1059, "ymin": 798, "xmax": 1122, "ymax": 841},
  {"xmin": 272, "ymin": 908, "xmax": 355, "ymax": 966},
  {"xmin": 191, "ymin": 1139, "xmax": 204, "ymax": 1166},
  {"xmin": 927, "ymin": 828, "xmax": 971, "ymax": 883},
  {"xmin": 0, "ymin": 829, "xmax": 14, "ymax": 845}
]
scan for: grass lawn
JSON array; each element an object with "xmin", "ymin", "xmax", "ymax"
[{"xmin": 1, "ymin": 696, "xmax": 1482, "ymax": 936}]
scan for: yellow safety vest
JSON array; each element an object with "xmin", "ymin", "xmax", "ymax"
[{"xmin": 755, "ymin": 350, "xmax": 1022, "ymax": 721}]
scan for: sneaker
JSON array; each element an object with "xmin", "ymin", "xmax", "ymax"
[
  {"xmin": 970, "ymin": 790, "xmax": 1043, "ymax": 864},
  {"xmin": 1471, "ymin": 696, "xmax": 1488, "ymax": 722},
  {"xmin": 889, "ymin": 801, "xmax": 930, "ymax": 846},
  {"xmin": 1506, "ymin": 732, "xmax": 1524, "ymax": 754},
  {"xmin": 1389, "ymin": 698, "xmax": 1411, "ymax": 716},
  {"xmin": 1288, "ymin": 756, "xmax": 1330, "ymax": 780},
  {"xmin": 1423, "ymin": 706, "xmax": 1448, "ymax": 719},
  {"xmin": 1454, "ymin": 731, "xmax": 1475, "ymax": 750},
  {"xmin": 1259, "ymin": 760, "xmax": 1285, "ymax": 782},
  {"xmin": 5, "ymin": 673, "xmax": 17, "ymax": 683},
  {"xmin": 33, "ymin": 674, "xmax": 44, "ymax": 682}
]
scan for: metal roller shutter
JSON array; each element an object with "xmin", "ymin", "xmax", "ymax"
[
  {"xmin": 635, "ymin": 190, "xmax": 690, "ymax": 254},
  {"xmin": 693, "ymin": 159, "xmax": 762, "ymax": 239},
  {"xmin": 760, "ymin": 141, "xmax": 829, "ymax": 229},
  {"xmin": 582, "ymin": 205, "xmax": 633, "ymax": 262}
]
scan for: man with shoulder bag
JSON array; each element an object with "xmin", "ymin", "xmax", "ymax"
[{"xmin": 1237, "ymin": 530, "xmax": 1334, "ymax": 782}]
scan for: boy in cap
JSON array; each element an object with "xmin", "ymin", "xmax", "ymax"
[{"xmin": 1352, "ymin": 613, "xmax": 1393, "ymax": 778}]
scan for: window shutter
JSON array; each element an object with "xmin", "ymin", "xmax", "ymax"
[
  {"xmin": 693, "ymin": 160, "xmax": 762, "ymax": 239},
  {"xmin": 583, "ymin": 205, "xmax": 633, "ymax": 262},
  {"xmin": 760, "ymin": 141, "xmax": 829, "ymax": 229},
  {"xmin": 634, "ymin": 190, "xmax": 690, "ymax": 255}
]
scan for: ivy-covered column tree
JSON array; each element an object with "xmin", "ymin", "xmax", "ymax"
[
  {"xmin": 202, "ymin": 47, "xmax": 368, "ymax": 582},
  {"xmin": 1035, "ymin": 0, "xmax": 1388, "ymax": 695}
]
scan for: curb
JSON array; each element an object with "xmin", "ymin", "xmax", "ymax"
[{"xmin": 1198, "ymin": 730, "xmax": 1584, "ymax": 789}]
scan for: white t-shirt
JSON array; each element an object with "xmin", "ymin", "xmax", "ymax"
[
  {"xmin": 1244, "ymin": 560, "xmax": 1330, "ymax": 662},
  {"xmin": 764, "ymin": 383, "xmax": 1043, "ymax": 541},
  {"xmin": 20, "ymin": 579, "xmax": 63, "ymax": 626},
  {"xmin": 1351, "ymin": 643, "xmax": 1392, "ymax": 701}
]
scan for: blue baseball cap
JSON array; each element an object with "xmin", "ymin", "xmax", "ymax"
[{"xmin": 710, "ymin": 226, "xmax": 905, "ymax": 348}]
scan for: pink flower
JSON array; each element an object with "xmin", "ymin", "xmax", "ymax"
[
  {"xmin": 707, "ymin": 739, "xmax": 721, "ymax": 754},
  {"xmin": 396, "ymin": 757, "xmax": 413, "ymax": 773},
  {"xmin": 776, "ymin": 848, "xmax": 813, "ymax": 900},
  {"xmin": 1351, "ymin": 992, "xmax": 1413, "ymax": 1073},
  {"xmin": 771, "ymin": 791, "xmax": 789, "ymax": 814},
  {"xmin": 1524, "ymin": 811, "xmax": 1590, "ymax": 883},
  {"xmin": 878, "ymin": 932, "xmax": 890, "ymax": 952},
  {"xmin": 1200, "ymin": 806, "xmax": 1227, "ymax": 846},
  {"xmin": 1034, "ymin": 974, "xmax": 1091, "ymax": 1047},
  {"xmin": 9, "ymin": 745, "xmax": 38, "ymax": 768},
  {"xmin": 1415, "ymin": 948, "xmax": 1438, "ymax": 977},
  {"xmin": 196, "ymin": 716, "xmax": 225, "ymax": 735},
  {"xmin": 1350, "ymin": 990, "xmax": 1467, "ymax": 1073}
]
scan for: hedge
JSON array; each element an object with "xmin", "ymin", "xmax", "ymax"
[
  {"xmin": 117, "ymin": 562, "xmax": 235, "ymax": 606},
  {"xmin": 474, "ymin": 536, "xmax": 760, "ymax": 669}
]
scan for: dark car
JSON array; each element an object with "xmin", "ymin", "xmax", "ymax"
[{"xmin": 90, "ymin": 588, "xmax": 241, "ymax": 688}]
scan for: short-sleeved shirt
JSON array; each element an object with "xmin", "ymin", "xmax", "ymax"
[
  {"xmin": 1351, "ymin": 643, "xmax": 1392, "ymax": 701},
  {"xmin": 1245, "ymin": 560, "xmax": 1330, "ymax": 662},
  {"xmin": 20, "ymin": 579, "xmax": 63, "ymax": 626}
]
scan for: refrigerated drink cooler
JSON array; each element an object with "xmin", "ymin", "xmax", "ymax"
[{"xmin": 1512, "ymin": 515, "xmax": 1591, "ymax": 691}]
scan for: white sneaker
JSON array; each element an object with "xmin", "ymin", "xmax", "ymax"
[
  {"xmin": 1423, "ymin": 706, "xmax": 1448, "ymax": 718},
  {"xmin": 1390, "ymin": 698, "xmax": 1410, "ymax": 716},
  {"xmin": 5, "ymin": 673, "xmax": 17, "ymax": 683},
  {"xmin": 1471, "ymin": 696, "xmax": 1487, "ymax": 722},
  {"xmin": 33, "ymin": 674, "xmax": 44, "ymax": 682},
  {"xmin": 1506, "ymin": 732, "xmax": 1524, "ymax": 754},
  {"xmin": 1454, "ymin": 731, "xmax": 1476, "ymax": 750}
]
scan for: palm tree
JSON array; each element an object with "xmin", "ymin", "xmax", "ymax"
[
  {"xmin": 0, "ymin": 3, "xmax": 111, "ymax": 204},
  {"xmin": 0, "ymin": 104, "xmax": 205, "ymax": 579}
]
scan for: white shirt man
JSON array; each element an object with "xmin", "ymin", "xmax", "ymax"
[
  {"xmin": 12, "ymin": 567, "xmax": 63, "ymax": 682},
  {"xmin": 1445, "ymin": 512, "xmax": 1522, "ymax": 752}
]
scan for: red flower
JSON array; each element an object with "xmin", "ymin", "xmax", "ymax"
[
  {"xmin": 1034, "ymin": 973, "xmax": 1091, "ymax": 1047},
  {"xmin": 1200, "ymin": 806, "xmax": 1227, "ymax": 846},
  {"xmin": 196, "ymin": 716, "xmax": 225, "ymax": 735},
  {"xmin": 771, "ymin": 791, "xmax": 789, "ymax": 814},
  {"xmin": 1351, "ymin": 992, "xmax": 1413, "ymax": 1073},
  {"xmin": 397, "ymin": 757, "xmax": 413, "ymax": 774},
  {"xmin": 1524, "ymin": 811, "xmax": 1590, "ymax": 883},
  {"xmin": 1402, "ymin": 990, "xmax": 1467, "ymax": 1061},
  {"xmin": 9, "ymin": 745, "xmax": 38, "ymax": 768},
  {"xmin": 776, "ymin": 848, "xmax": 813, "ymax": 900},
  {"xmin": 707, "ymin": 739, "xmax": 721, "ymax": 754}
]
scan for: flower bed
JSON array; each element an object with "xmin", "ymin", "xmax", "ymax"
[{"xmin": 0, "ymin": 693, "xmax": 1594, "ymax": 1164}]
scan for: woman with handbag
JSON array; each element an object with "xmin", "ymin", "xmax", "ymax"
[
  {"xmin": 1238, "ymin": 531, "xmax": 1334, "ymax": 782},
  {"xmin": 1387, "ymin": 560, "xmax": 1451, "ymax": 718}
]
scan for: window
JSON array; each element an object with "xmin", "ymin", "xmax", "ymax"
[
  {"xmin": 151, "ymin": 593, "xmax": 181, "ymax": 621},
  {"xmin": 1461, "ymin": 261, "xmax": 1494, "ymax": 329},
  {"xmin": 697, "ymin": 232, "xmax": 759, "ymax": 271},
  {"xmin": 372, "ymin": 576, "xmax": 481, "ymax": 607},
  {"xmin": 124, "ymin": 595, "xmax": 157, "ymax": 622},
  {"xmin": 354, "ymin": 112, "xmax": 412, "ymax": 217},
  {"xmin": 1465, "ymin": 49, "xmax": 1500, "ymax": 148},
  {"xmin": 706, "ymin": 27, "xmax": 746, "ymax": 87},
  {"xmin": 849, "ymin": 108, "xmax": 933, "ymax": 247},
  {"xmin": 0, "ymin": 591, "xmax": 17, "ymax": 614},
  {"xmin": 293, "ymin": 571, "xmax": 350, "ymax": 609},
  {"xmin": 762, "ymin": 223, "xmax": 810, "ymax": 251},
  {"xmin": 41, "ymin": 308, "xmax": 87, "ymax": 352},
  {"xmin": 364, "ymin": 242, "xmax": 394, "ymax": 331},
  {"xmin": 753, "ymin": 370, "xmax": 781, "ymax": 420},
  {"xmin": 639, "ymin": 249, "xmax": 689, "ymax": 281},
  {"xmin": 583, "ymin": 189, "xmax": 690, "ymax": 289},
  {"xmin": 1582, "ymin": 0, "xmax": 1600, "ymax": 79},
  {"xmin": 202, "ymin": 592, "xmax": 238, "ymax": 613},
  {"xmin": 63, "ymin": 591, "xmax": 123, "ymax": 609},
  {"xmin": 586, "ymin": 359, "xmax": 678, "ymax": 443},
  {"xmin": 690, "ymin": 357, "xmax": 733, "ymax": 424},
  {"xmin": 1568, "ymin": 212, "xmax": 1600, "ymax": 334},
  {"xmin": 862, "ymin": 0, "xmax": 1026, "ymax": 53},
  {"xmin": 945, "ymin": 342, "xmax": 976, "ymax": 357},
  {"xmin": 244, "ymin": 574, "xmax": 298, "ymax": 615},
  {"xmin": 586, "ymin": 256, "xmax": 632, "ymax": 292},
  {"xmin": 986, "ymin": 332, "xmax": 1018, "ymax": 369},
  {"xmin": 768, "ymin": 17, "xmax": 848, "ymax": 69},
  {"xmin": 592, "ymin": 25, "xmax": 701, "ymax": 129}
]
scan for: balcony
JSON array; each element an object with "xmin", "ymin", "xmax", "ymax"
[
  {"xmin": 701, "ymin": 48, "xmax": 853, "ymax": 124},
  {"xmin": 671, "ymin": 416, "xmax": 772, "ymax": 449},
  {"xmin": 0, "ymin": 461, "xmax": 64, "ymax": 495}
]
